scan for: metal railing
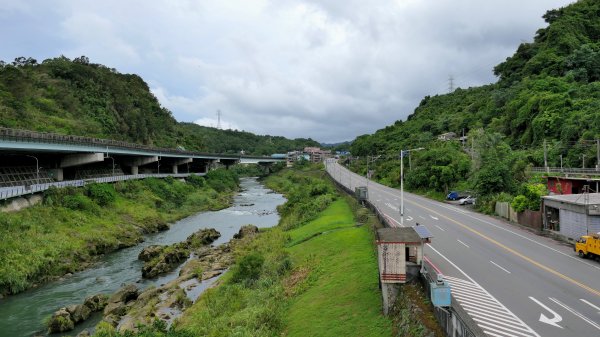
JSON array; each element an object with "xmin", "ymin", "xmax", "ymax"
[
  {"xmin": 0, "ymin": 127, "xmax": 274, "ymax": 160},
  {"xmin": 0, "ymin": 173, "xmax": 203, "ymax": 201},
  {"xmin": 529, "ymin": 167, "xmax": 600, "ymax": 175}
]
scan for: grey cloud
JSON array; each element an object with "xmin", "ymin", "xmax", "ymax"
[{"xmin": 0, "ymin": 0, "xmax": 576, "ymax": 143}]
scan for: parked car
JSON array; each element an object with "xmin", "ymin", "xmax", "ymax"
[
  {"xmin": 458, "ymin": 196, "xmax": 476, "ymax": 205},
  {"xmin": 447, "ymin": 191, "xmax": 460, "ymax": 200}
]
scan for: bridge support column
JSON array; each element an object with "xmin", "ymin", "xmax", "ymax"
[
  {"xmin": 172, "ymin": 165, "xmax": 178, "ymax": 174},
  {"xmin": 60, "ymin": 153, "xmax": 104, "ymax": 168},
  {"xmin": 48, "ymin": 168, "xmax": 63, "ymax": 181},
  {"xmin": 131, "ymin": 166, "xmax": 139, "ymax": 175}
]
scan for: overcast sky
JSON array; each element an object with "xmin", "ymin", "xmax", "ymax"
[{"xmin": 0, "ymin": 0, "xmax": 575, "ymax": 143}]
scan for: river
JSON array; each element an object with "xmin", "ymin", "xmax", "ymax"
[{"xmin": 0, "ymin": 177, "xmax": 285, "ymax": 337}]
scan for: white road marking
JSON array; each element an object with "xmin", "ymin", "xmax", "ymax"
[
  {"xmin": 490, "ymin": 261, "xmax": 511, "ymax": 274},
  {"xmin": 419, "ymin": 215, "xmax": 426, "ymax": 220},
  {"xmin": 428, "ymin": 244, "xmax": 540, "ymax": 337},
  {"xmin": 385, "ymin": 202, "xmax": 399, "ymax": 212},
  {"xmin": 529, "ymin": 297, "xmax": 563, "ymax": 328},
  {"xmin": 580, "ymin": 299, "xmax": 600, "ymax": 314},
  {"xmin": 434, "ymin": 225, "xmax": 445, "ymax": 232},
  {"xmin": 457, "ymin": 239, "xmax": 470, "ymax": 248},
  {"xmin": 430, "ymin": 215, "xmax": 439, "ymax": 220},
  {"xmin": 406, "ymin": 216, "xmax": 413, "ymax": 221},
  {"xmin": 549, "ymin": 297, "xmax": 600, "ymax": 330}
]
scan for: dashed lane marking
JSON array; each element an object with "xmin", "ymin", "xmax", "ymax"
[
  {"xmin": 445, "ymin": 275, "xmax": 540, "ymax": 337},
  {"xmin": 580, "ymin": 299, "xmax": 600, "ymax": 314},
  {"xmin": 434, "ymin": 225, "xmax": 445, "ymax": 232},
  {"xmin": 457, "ymin": 239, "xmax": 470, "ymax": 248},
  {"xmin": 549, "ymin": 298, "xmax": 600, "ymax": 331}
]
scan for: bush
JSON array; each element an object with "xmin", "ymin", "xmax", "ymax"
[
  {"xmin": 86, "ymin": 183, "xmax": 116, "ymax": 206},
  {"xmin": 230, "ymin": 252, "xmax": 265, "ymax": 285},
  {"xmin": 62, "ymin": 194, "xmax": 98, "ymax": 212},
  {"xmin": 187, "ymin": 175, "xmax": 205, "ymax": 188}
]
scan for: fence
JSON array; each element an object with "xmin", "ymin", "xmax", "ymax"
[
  {"xmin": 495, "ymin": 201, "xmax": 542, "ymax": 230},
  {"xmin": 0, "ymin": 173, "xmax": 203, "ymax": 201},
  {"xmin": 529, "ymin": 167, "xmax": 600, "ymax": 176}
]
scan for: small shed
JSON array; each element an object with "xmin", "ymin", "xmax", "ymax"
[
  {"xmin": 542, "ymin": 193, "xmax": 600, "ymax": 240},
  {"xmin": 376, "ymin": 227, "xmax": 427, "ymax": 283}
]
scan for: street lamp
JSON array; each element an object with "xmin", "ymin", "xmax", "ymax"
[
  {"xmin": 105, "ymin": 155, "xmax": 115, "ymax": 176},
  {"xmin": 23, "ymin": 154, "xmax": 39, "ymax": 184},
  {"xmin": 400, "ymin": 148, "xmax": 424, "ymax": 226}
]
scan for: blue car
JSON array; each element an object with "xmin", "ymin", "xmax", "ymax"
[{"xmin": 447, "ymin": 191, "xmax": 460, "ymax": 200}]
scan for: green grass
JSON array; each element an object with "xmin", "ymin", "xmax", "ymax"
[
  {"xmin": 0, "ymin": 173, "xmax": 238, "ymax": 295},
  {"xmin": 284, "ymin": 200, "xmax": 391, "ymax": 337}
]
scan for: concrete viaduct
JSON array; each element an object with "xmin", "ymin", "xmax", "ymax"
[{"xmin": 0, "ymin": 127, "xmax": 283, "ymax": 200}]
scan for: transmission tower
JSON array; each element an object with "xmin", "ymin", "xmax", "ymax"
[
  {"xmin": 448, "ymin": 75, "xmax": 455, "ymax": 93},
  {"xmin": 216, "ymin": 110, "xmax": 222, "ymax": 130}
]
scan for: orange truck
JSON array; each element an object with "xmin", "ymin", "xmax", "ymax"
[{"xmin": 575, "ymin": 233, "xmax": 600, "ymax": 259}]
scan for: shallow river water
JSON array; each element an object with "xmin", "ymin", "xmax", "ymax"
[{"xmin": 0, "ymin": 178, "xmax": 285, "ymax": 337}]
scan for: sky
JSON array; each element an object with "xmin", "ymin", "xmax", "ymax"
[{"xmin": 0, "ymin": 0, "xmax": 576, "ymax": 143}]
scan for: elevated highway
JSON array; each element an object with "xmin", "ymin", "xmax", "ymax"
[
  {"xmin": 326, "ymin": 159, "xmax": 600, "ymax": 337},
  {"xmin": 0, "ymin": 127, "xmax": 283, "ymax": 200}
]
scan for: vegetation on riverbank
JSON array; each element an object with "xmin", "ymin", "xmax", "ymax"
[
  {"xmin": 94, "ymin": 165, "xmax": 394, "ymax": 336},
  {"xmin": 0, "ymin": 169, "xmax": 239, "ymax": 295}
]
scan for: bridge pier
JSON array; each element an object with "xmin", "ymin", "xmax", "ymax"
[{"xmin": 122, "ymin": 156, "xmax": 159, "ymax": 174}]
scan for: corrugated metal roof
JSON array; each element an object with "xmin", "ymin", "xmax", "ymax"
[{"xmin": 542, "ymin": 193, "xmax": 600, "ymax": 206}]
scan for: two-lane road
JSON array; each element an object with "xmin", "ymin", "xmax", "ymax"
[{"xmin": 326, "ymin": 160, "xmax": 600, "ymax": 337}]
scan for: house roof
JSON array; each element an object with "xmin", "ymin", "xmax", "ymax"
[
  {"xmin": 377, "ymin": 227, "xmax": 422, "ymax": 243},
  {"xmin": 543, "ymin": 193, "xmax": 600, "ymax": 206}
]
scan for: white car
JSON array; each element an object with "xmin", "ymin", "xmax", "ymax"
[{"xmin": 458, "ymin": 196, "xmax": 476, "ymax": 205}]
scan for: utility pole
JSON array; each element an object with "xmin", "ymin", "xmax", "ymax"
[
  {"xmin": 543, "ymin": 139, "xmax": 548, "ymax": 173},
  {"xmin": 582, "ymin": 154, "xmax": 586, "ymax": 169},
  {"xmin": 596, "ymin": 139, "xmax": 600, "ymax": 171}
]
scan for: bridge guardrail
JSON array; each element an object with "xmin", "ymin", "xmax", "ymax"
[{"xmin": 0, "ymin": 173, "xmax": 201, "ymax": 201}]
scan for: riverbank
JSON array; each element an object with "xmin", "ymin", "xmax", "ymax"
[
  {"xmin": 0, "ymin": 170, "xmax": 238, "ymax": 296},
  {"xmin": 87, "ymin": 166, "xmax": 388, "ymax": 336}
]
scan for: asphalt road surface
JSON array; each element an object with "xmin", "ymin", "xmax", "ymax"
[{"xmin": 326, "ymin": 160, "xmax": 600, "ymax": 337}]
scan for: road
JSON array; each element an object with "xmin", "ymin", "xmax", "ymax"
[{"xmin": 326, "ymin": 160, "xmax": 600, "ymax": 337}]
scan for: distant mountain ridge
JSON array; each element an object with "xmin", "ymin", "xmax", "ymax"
[{"xmin": 0, "ymin": 56, "xmax": 319, "ymax": 155}]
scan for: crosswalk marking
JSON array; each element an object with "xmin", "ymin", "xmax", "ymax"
[{"xmin": 445, "ymin": 275, "xmax": 539, "ymax": 337}]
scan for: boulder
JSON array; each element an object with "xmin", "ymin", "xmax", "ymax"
[
  {"xmin": 233, "ymin": 225, "xmax": 259, "ymax": 239},
  {"xmin": 47, "ymin": 308, "xmax": 74, "ymax": 333},
  {"xmin": 66, "ymin": 304, "xmax": 91, "ymax": 323},
  {"xmin": 108, "ymin": 284, "xmax": 139, "ymax": 304},
  {"xmin": 186, "ymin": 228, "xmax": 221, "ymax": 248},
  {"xmin": 138, "ymin": 245, "xmax": 164, "ymax": 261},
  {"xmin": 84, "ymin": 294, "xmax": 109, "ymax": 312},
  {"xmin": 141, "ymin": 246, "xmax": 189, "ymax": 278},
  {"xmin": 102, "ymin": 314, "xmax": 120, "ymax": 327},
  {"xmin": 103, "ymin": 301, "xmax": 127, "ymax": 317}
]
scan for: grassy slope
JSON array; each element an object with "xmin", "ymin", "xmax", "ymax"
[
  {"xmin": 0, "ymin": 176, "xmax": 235, "ymax": 295},
  {"xmin": 284, "ymin": 200, "xmax": 391, "ymax": 337}
]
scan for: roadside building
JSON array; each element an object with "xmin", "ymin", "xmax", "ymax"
[
  {"xmin": 376, "ymin": 227, "xmax": 427, "ymax": 283},
  {"xmin": 303, "ymin": 147, "xmax": 332, "ymax": 163},
  {"xmin": 542, "ymin": 193, "xmax": 600, "ymax": 240},
  {"xmin": 546, "ymin": 176, "xmax": 600, "ymax": 195}
]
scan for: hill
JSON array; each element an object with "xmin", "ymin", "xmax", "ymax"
[
  {"xmin": 349, "ymin": 0, "xmax": 600, "ymax": 203},
  {"xmin": 0, "ymin": 56, "xmax": 319, "ymax": 155}
]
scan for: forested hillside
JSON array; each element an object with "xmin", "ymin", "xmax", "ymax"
[
  {"xmin": 350, "ymin": 0, "xmax": 600, "ymax": 208},
  {"xmin": 0, "ymin": 56, "xmax": 318, "ymax": 155}
]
